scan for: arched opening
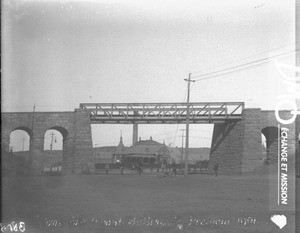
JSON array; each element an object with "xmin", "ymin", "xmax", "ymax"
[
  {"xmin": 261, "ymin": 126, "xmax": 279, "ymax": 164},
  {"xmin": 43, "ymin": 127, "xmax": 68, "ymax": 173},
  {"xmin": 261, "ymin": 133, "xmax": 267, "ymax": 163},
  {"xmin": 8, "ymin": 127, "xmax": 33, "ymax": 175},
  {"xmin": 9, "ymin": 127, "xmax": 32, "ymax": 152},
  {"xmin": 44, "ymin": 129, "xmax": 63, "ymax": 151}
]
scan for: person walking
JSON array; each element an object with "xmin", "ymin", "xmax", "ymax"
[
  {"xmin": 172, "ymin": 161, "xmax": 177, "ymax": 176},
  {"xmin": 137, "ymin": 162, "xmax": 143, "ymax": 176}
]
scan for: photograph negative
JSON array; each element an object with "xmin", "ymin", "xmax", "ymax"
[{"xmin": 1, "ymin": 1, "xmax": 300, "ymax": 233}]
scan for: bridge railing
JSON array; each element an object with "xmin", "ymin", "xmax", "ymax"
[{"xmin": 79, "ymin": 102, "xmax": 244, "ymax": 123}]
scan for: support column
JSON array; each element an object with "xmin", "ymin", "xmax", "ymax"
[
  {"xmin": 30, "ymin": 132, "xmax": 44, "ymax": 175},
  {"xmin": 1, "ymin": 119, "xmax": 13, "ymax": 152},
  {"xmin": 62, "ymin": 136, "xmax": 75, "ymax": 175},
  {"xmin": 132, "ymin": 123, "xmax": 138, "ymax": 146},
  {"xmin": 241, "ymin": 109, "xmax": 264, "ymax": 172},
  {"xmin": 1, "ymin": 135, "xmax": 10, "ymax": 153},
  {"xmin": 208, "ymin": 109, "xmax": 267, "ymax": 175},
  {"xmin": 208, "ymin": 120, "xmax": 244, "ymax": 175},
  {"xmin": 73, "ymin": 109, "xmax": 94, "ymax": 174}
]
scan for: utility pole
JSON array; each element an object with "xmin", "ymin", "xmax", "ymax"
[
  {"xmin": 179, "ymin": 129, "xmax": 185, "ymax": 164},
  {"xmin": 50, "ymin": 132, "xmax": 55, "ymax": 155},
  {"xmin": 184, "ymin": 73, "xmax": 195, "ymax": 176},
  {"xmin": 29, "ymin": 104, "xmax": 35, "ymax": 175}
]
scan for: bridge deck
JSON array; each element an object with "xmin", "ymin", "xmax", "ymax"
[{"xmin": 80, "ymin": 102, "xmax": 244, "ymax": 124}]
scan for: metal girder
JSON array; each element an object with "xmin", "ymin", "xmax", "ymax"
[{"xmin": 79, "ymin": 102, "xmax": 244, "ymax": 124}]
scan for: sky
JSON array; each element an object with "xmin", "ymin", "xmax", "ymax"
[{"xmin": 2, "ymin": 0, "xmax": 296, "ymax": 150}]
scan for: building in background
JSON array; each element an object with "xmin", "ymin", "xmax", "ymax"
[
  {"xmin": 93, "ymin": 136, "xmax": 126, "ymax": 164},
  {"xmin": 113, "ymin": 137, "xmax": 170, "ymax": 167}
]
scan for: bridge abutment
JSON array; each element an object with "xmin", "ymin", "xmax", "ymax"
[
  {"xmin": 208, "ymin": 120, "xmax": 244, "ymax": 175},
  {"xmin": 208, "ymin": 109, "xmax": 297, "ymax": 175},
  {"xmin": 241, "ymin": 109, "xmax": 264, "ymax": 172},
  {"xmin": 208, "ymin": 109, "xmax": 264, "ymax": 174}
]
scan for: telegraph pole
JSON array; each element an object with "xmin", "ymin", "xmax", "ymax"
[
  {"xmin": 50, "ymin": 131, "xmax": 56, "ymax": 158},
  {"xmin": 179, "ymin": 129, "xmax": 185, "ymax": 164},
  {"xmin": 179, "ymin": 129, "xmax": 185, "ymax": 172},
  {"xmin": 184, "ymin": 73, "xmax": 195, "ymax": 176},
  {"xmin": 29, "ymin": 104, "xmax": 35, "ymax": 175}
]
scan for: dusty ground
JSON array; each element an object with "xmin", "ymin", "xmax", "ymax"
[{"xmin": 1, "ymin": 172, "xmax": 297, "ymax": 233}]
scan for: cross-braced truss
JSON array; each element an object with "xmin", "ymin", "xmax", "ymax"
[{"xmin": 79, "ymin": 102, "xmax": 244, "ymax": 124}]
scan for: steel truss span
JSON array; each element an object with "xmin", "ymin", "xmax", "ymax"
[{"xmin": 79, "ymin": 102, "xmax": 245, "ymax": 124}]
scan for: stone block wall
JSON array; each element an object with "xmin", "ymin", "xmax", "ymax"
[
  {"xmin": 296, "ymin": 116, "xmax": 300, "ymax": 177},
  {"xmin": 208, "ymin": 109, "xmax": 297, "ymax": 175},
  {"xmin": 208, "ymin": 119, "xmax": 244, "ymax": 175},
  {"xmin": 1, "ymin": 111, "xmax": 93, "ymax": 175},
  {"xmin": 2, "ymin": 108, "xmax": 297, "ymax": 176},
  {"xmin": 73, "ymin": 109, "xmax": 94, "ymax": 174},
  {"xmin": 241, "ymin": 109, "xmax": 264, "ymax": 172}
]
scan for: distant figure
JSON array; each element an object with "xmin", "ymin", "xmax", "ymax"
[
  {"xmin": 213, "ymin": 161, "xmax": 219, "ymax": 177},
  {"xmin": 172, "ymin": 161, "xmax": 177, "ymax": 176},
  {"xmin": 121, "ymin": 166, "xmax": 124, "ymax": 175},
  {"xmin": 132, "ymin": 164, "xmax": 135, "ymax": 173},
  {"xmin": 137, "ymin": 162, "xmax": 143, "ymax": 176},
  {"xmin": 105, "ymin": 164, "xmax": 110, "ymax": 174}
]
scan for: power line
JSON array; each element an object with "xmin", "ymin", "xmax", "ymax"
[
  {"xmin": 191, "ymin": 49, "xmax": 299, "ymax": 81},
  {"xmin": 191, "ymin": 61, "xmax": 269, "ymax": 83},
  {"xmin": 191, "ymin": 42, "xmax": 298, "ymax": 75}
]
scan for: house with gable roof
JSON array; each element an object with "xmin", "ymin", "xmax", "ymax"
[{"xmin": 112, "ymin": 136, "xmax": 171, "ymax": 167}]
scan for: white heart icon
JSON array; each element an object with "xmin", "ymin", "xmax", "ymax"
[{"xmin": 270, "ymin": 215, "xmax": 287, "ymax": 229}]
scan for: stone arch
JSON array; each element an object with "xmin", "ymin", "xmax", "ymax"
[
  {"xmin": 43, "ymin": 128, "xmax": 67, "ymax": 151},
  {"xmin": 43, "ymin": 126, "xmax": 69, "ymax": 174},
  {"xmin": 9, "ymin": 126, "xmax": 33, "ymax": 152},
  {"xmin": 261, "ymin": 126, "xmax": 279, "ymax": 164},
  {"xmin": 12, "ymin": 126, "xmax": 33, "ymax": 138},
  {"xmin": 49, "ymin": 126, "xmax": 69, "ymax": 139},
  {"xmin": 261, "ymin": 133, "xmax": 267, "ymax": 163}
]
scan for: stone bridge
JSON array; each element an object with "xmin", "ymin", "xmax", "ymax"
[
  {"xmin": 1, "ymin": 104, "xmax": 297, "ymax": 175},
  {"xmin": 1, "ymin": 109, "xmax": 93, "ymax": 174}
]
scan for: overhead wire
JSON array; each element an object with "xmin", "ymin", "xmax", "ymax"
[
  {"xmin": 191, "ymin": 61, "xmax": 269, "ymax": 83},
  {"xmin": 191, "ymin": 49, "xmax": 299, "ymax": 81},
  {"xmin": 191, "ymin": 42, "xmax": 298, "ymax": 76}
]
